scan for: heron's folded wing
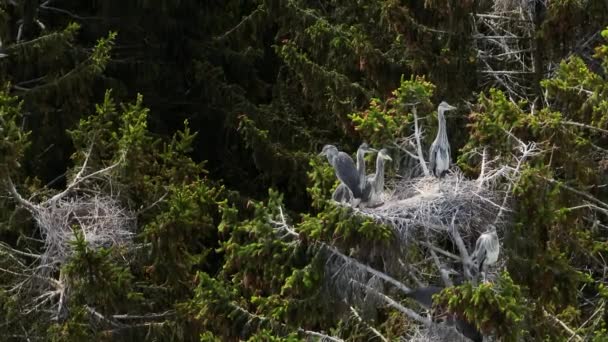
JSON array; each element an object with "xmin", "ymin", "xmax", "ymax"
[
  {"xmin": 334, "ymin": 153, "xmax": 362, "ymax": 198},
  {"xmin": 429, "ymin": 143, "xmax": 437, "ymax": 176},
  {"xmin": 472, "ymin": 237, "xmax": 488, "ymax": 271}
]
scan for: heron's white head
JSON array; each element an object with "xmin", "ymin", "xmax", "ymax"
[
  {"xmin": 438, "ymin": 101, "xmax": 457, "ymax": 113},
  {"xmin": 378, "ymin": 148, "xmax": 392, "ymax": 161},
  {"xmin": 319, "ymin": 144, "xmax": 338, "ymax": 158},
  {"xmin": 358, "ymin": 142, "xmax": 378, "ymax": 154}
]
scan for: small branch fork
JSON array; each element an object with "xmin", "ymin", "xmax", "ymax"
[{"xmin": 394, "ymin": 104, "xmax": 430, "ymax": 178}]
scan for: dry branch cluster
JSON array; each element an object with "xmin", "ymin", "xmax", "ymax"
[
  {"xmin": 359, "ymin": 173, "xmax": 499, "ymax": 244},
  {"xmin": 29, "ymin": 195, "xmax": 133, "ymax": 270},
  {"xmin": 2, "ymin": 149, "xmax": 135, "ymax": 320},
  {"xmin": 472, "ymin": 2, "xmax": 537, "ymax": 101}
]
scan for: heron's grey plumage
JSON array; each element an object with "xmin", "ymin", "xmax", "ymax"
[
  {"xmin": 320, "ymin": 145, "xmax": 363, "ymax": 199},
  {"xmin": 332, "ymin": 183, "xmax": 353, "ymax": 203},
  {"xmin": 471, "ymin": 225, "xmax": 500, "ymax": 279},
  {"xmin": 356, "ymin": 143, "xmax": 377, "ymax": 192},
  {"xmin": 429, "ymin": 101, "xmax": 457, "ymax": 178},
  {"xmin": 361, "ymin": 149, "xmax": 392, "ymax": 206}
]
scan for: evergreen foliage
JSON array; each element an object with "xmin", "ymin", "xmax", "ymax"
[{"xmin": 1, "ymin": 1, "xmax": 608, "ymax": 341}]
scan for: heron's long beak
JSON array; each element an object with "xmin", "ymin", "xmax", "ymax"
[
  {"xmin": 384, "ymin": 155, "xmax": 393, "ymax": 161},
  {"xmin": 447, "ymin": 104, "xmax": 457, "ymax": 111},
  {"xmin": 318, "ymin": 151, "xmax": 325, "ymax": 156},
  {"xmin": 369, "ymin": 148, "xmax": 378, "ymax": 153}
]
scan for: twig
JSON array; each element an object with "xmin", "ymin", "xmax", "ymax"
[
  {"xmin": 352, "ymin": 280, "xmax": 431, "ymax": 327},
  {"xmin": 543, "ymin": 309, "xmax": 583, "ymax": 341},
  {"xmin": 447, "ymin": 211, "xmax": 474, "ymax": 280},
  {"xmin": 112, "ymin": 310, "xmax": 175, "ymax": 320},
  {"xmin": 49, "ymin": 152, "xmax": 124, "ymax": 203},
  {"xmin": 419, "ymin": 241, "xmax": 461, "ymax": 261},
  {"xmin": 85, "ymin": 305, "xmax": 122, "ymax": 328},
  {"xmin": 325, "ymin": 245, "xmax": 411, "ymax": 294},
  {"xmin": 568, "ymin": 300, "xmax": 605, "ymax": 341},
  {"xmin": 136, "ymin": 191, "xmax": 169, "ymax": 215},
  {"xmin": 427, "ymin": 241, "xmax": 453, "ymax": 287},
  {"xmin": 412, "ymin": 106, "xmax": 430, "ymax": 176},
  {"xmin": 478, "ymin": 147, "xmax": 487, "ymax": 189},
  {"xmin": 543, "ymin": 177, "xmax": 608, "ymax": 211},
  {"xmin": 6, "ymin": 178, "xmax": 40, "ymax": 213},
  {"xmin": 350, "ymin": 306, "xmax": 388, "ymax": 342},
  {"xmin": 562, "ymin": 120, "xmax": 608, "ymax": 135}
]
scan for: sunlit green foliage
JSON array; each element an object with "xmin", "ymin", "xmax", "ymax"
[
  {"xmin": 2, "ymin": 1, "xmax": 608, "ymax": 341},
  {"xmin": 63, "ymin": 231, "xmax": 141, "ymax": 315},
  {"xmin": 348, "ymin": 75, "xmax": 435, "ymax": 145},
  {"xmin": 143, "ymin": 180, "xmax": 223, "ymax": 294},
  {"xmin": 436, "ymin": 272, "xmax": 529, "ymax": 341}
]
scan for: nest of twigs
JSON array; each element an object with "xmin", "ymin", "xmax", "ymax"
[
  {"xmin": 354, "ymin": 171, "xmax": 501, "ymax": 244},
  {"xmin": 492, "ymin": 0, "xmax": 531, "ymax": 13},
  {"xmin": 34, "ymin": 194, "xmax": 135, "ymax": 273}
]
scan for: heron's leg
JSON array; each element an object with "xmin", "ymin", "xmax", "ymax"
[{"xmin": 480, "ymin": 264, "xmax": 488, "ymax": 283}]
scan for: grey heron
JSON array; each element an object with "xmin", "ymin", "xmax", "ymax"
[
  {"xmin": 429, "ymin": 101, "xmax": 457, "ymax": 178},
  {"xmin": 356, "ymin": 142, "xmax": 377, "ymax": 191},
  {"xmin": 320, "ymin": 145, "xmax": 363, "ymax": 202},
  {"xmin": 361, "ymin": 148, "xmax": 392, "ymax": 206},
  {"xmin": 332, "ymin": 143, "xmax": 376, "ymax": 205},
  {"xmin": 471, "ymin": 225, "xmax": 500, "ymax": 282}
]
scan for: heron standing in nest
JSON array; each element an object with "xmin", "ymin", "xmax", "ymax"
[
  {"xmin": 361, "ymin": 148, "xmax": 392, "ymax": 207},
  {"xmin": 429, "ymin": 101, "xmax": 457, "ymax": 178},
  {"xmin": 332, "ymin": 143, "xmax": 377, "ymax": 204},
  {"xmin": 320, "ymin": 144, "xmax": 363, "ymax": 206},
  {"xmin": 471, "ymin": 225, "xmax": 500, "ymax": 282}
]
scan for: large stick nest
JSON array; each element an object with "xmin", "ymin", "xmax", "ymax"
[
  {"xmin": 35, "ymin": 195, "xmax": 135, "ymax": 267},
  {"xmin": 354, "ymin": 171, "xmax": 502, "ymax": 243}
]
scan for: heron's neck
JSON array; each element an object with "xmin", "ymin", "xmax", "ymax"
[
  {"xmin": 327, "ymin": 151, "xmax": 337, "ymax": 166},
  {"xmin": 356, "ymin": 149, "xmax": 366, "ymax": 175},
  {"xmin": 437, "ymin": 109, "xmax": 448, "ymax": 141},
  {"xmin": 374, "ymin": 157, "xmax": 385, "ymax": 190}
]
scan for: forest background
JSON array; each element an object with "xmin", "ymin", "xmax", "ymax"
[{"xmin": 1, "ymin": 0, "xmax": 608, "ymax": 341}]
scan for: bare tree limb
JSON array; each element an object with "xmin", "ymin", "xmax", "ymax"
[
  {"xmin": 412, "ymin": 106, "xmax": 430, "ymax": 176},
  {"xmin": 352, "ymin": 280, "xmax": 431, "ymax": 327},
  {"xmin": 543, "ymin": 309, "xmax": 583, "ymax": 342},
  {"xmin": 349, "ymin": 306, "xmax": 389, "ymax": 342}
]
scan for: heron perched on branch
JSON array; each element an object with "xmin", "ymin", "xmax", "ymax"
[
  {"xmin": 429, "ymin": 101, "xmax": 457, "ymax": 178},
  {"xmin": 361, "ymin": 148, "xmax": 392, "ymax": 207},
  {"xmin": 320, "ymin": 145, "xmax": 363, "ymax": 206},
  {"xmin": 471, "ymin": 225, "xmax": 500, "ymax": 281}
]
